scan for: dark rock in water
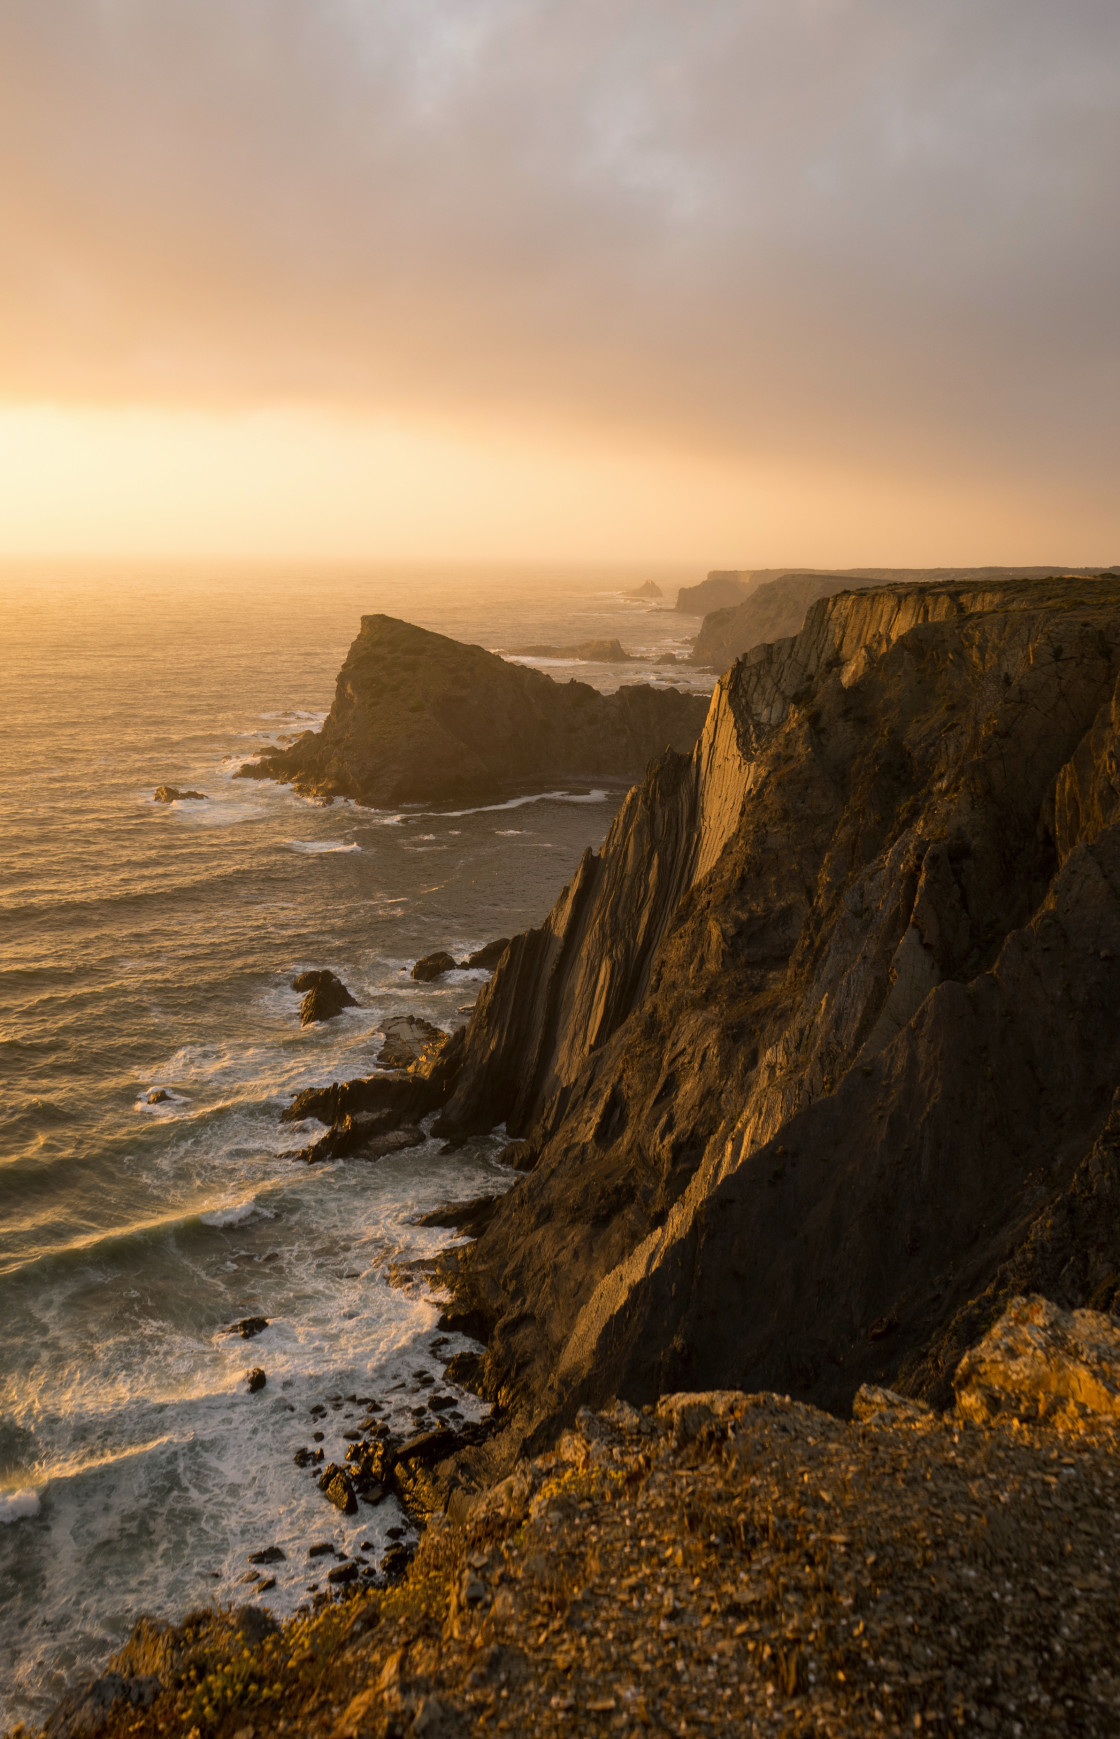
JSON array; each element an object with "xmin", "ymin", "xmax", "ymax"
[
  {"xmin": 234, "ymin": 613, "xmax": 707, "ymax": 808},
  {"xmin": 462, "ymin": 938, "xmax": 510, "ymax": 971},
  {"xmin": 318, "ymin": 1463, "xmax": 357, "ymax": 1514},
  {"xmin": 245, "ymin": 1368, "xmax": 267, "ymax": 1393},
  {"xmin": 308, "ymin": 1541, "xmax": 334, "ymax": 1557},
  {"xmin": 411, "ymin": 951, "xmax": 459, "ymax": 983},
  {"xmin": 228, "ymin": 1315, "xmax": 269, "ymax": 1339},
  {"xmin": 437, "ymin": 1307, "xmax": 491, "ymax": 1343},
  {"xmin": 255, "ymin": 1575, "xmax": 276, "ymax": 1593},
  {"xmin": 292, "ymin": 969, "xmax": 358, "ymax": 1026},
  {"xmin": 153, "ymin": 785, "xmax": 207, "ymax": 803},
  {"xmin": 624, "ymin": 580, "xmax": 663, "ymax": 601},
  {"xmin": 43, "ymin": 1670, "xmax": 162, "ymax": 1738},
  {"xmin": 293, "ymin": 1446, "xmax": 323, "ymax": 1467},
  {"xmin": 145, "ymin": 1088, "xmax": 171, "ymax": 1105},
  {"xmin": 326, "ymin": 1560, "xmax": 358, "ymax": 1585},
  {"xmin": 293, "ymin": 1111, "xmax": 426, "ymax": 1165},
  {"xmin": 247, "ymin": 1545, "xmax": 285, "ymax": 1564},
  {"xmin": 377, "ymin": 1013, "xmax": 443, "ymax": 1067},
  {"xmin": 282, "ymin": 1052, "xmax": 459, "ymax": 1129}
]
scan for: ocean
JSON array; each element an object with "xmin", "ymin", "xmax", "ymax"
[{"xmin": 0, "ymin": 561, "xmax": 710, "ymax": 1726}]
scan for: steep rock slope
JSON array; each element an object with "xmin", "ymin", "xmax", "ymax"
[
  {"xmin": 236, "ymin": 615, "xmax": 708, "ymax": 808},
  {"xmin": 438, "ymin": 577, "xmax": 1120, "ymax": 1424}
]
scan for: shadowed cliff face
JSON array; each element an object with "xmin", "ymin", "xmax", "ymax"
[
  {"xmin": 236, "ymin": 614, "xmax": 709, "ymax": 808},
  {"xmin": 439, "ymin": 577, "xmax": 1120, "ymax": 1424}
]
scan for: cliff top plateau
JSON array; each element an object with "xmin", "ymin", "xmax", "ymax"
[
  {"xmin": 689, "ymin": 566, "xmax": 1120, "ymax": 670},
  {"xmin": 34, "ymin": 1305, "xmax": 1120, "ymax": 1739},
  {"xmin": 236, "ymin": 615, "xmax": 708, "ymax": 808}
]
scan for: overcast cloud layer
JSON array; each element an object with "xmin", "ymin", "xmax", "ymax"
[{"xmin": 1, "ymin": 0, "xmax": 1118, "ymax": 508}]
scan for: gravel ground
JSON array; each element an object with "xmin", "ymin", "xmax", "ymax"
[{"xmin": 25, "ymin": 1388, "xmax": 1120, "ymax": 1739}]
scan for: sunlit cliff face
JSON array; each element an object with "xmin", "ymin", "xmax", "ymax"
[{"xmin": 0, "ymin": 0, "xmax": 1117, "ymax": 562}]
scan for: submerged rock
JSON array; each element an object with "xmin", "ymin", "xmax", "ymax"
[{"xmin": 292, "ymin": 969, "xmax": 358, "ymax": 1026}]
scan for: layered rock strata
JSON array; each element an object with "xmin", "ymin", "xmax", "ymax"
[
  {"xmin": 425, "ymin": 576, "xmax": 1120, "ymax": 1425},
  {"xmin": 236, "ymin": 615, "xmax": 708, "ymax": 808}
]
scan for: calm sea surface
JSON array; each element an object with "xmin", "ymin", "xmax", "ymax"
[{"xmin": 0, "ymin": 562, "xmax": 709, "ymax": 1724}]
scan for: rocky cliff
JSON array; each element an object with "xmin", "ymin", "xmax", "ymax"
[
  {"xmin": 690, "ymin": 567, "xmax": 1120, "ymax": 671},
  {"xmin": 236, "ymin": 615, "xmax": 709, "ymax": 808},
  {"xmin": 425, "ymin": 577, "xmax": 1120, "ymax": 1431}
]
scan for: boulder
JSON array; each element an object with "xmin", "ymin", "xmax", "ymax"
[
  {"xmin": 318, "ymin": 1463, "xmax": 358, "ymax": 1515},
  {"xmin": 227, "ymin": 1316, "xmax": 268, "ymax": 1339},
  {"xmin": 145, "ymin": 1089, "xmax": 171, "ymax": 1105},
  {"xmin": 953, "ymin": 1295, "xmax": 1120, "ymax": 1428},
  {"xmin": 245, "ymin": 1368, "xmax": 267, "ymax": 1393},
  {"xmin": 153, "ymin": 785, "xmax": 207, "ymax": 803},
  {"xmin": 411, "ymin": 952, "xmax": 458, "ymax": 983},
  {"xmin": 378, "ymin": 1013, "xmax": 443, "ymax": 1066},
  {"xmin": 292, "ymin": 970, "xmax": 358, "ymax": 1026}
]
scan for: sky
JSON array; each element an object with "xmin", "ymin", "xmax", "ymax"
[{"xmin": 0, "ymin": 0, "xmax": 1117, "ymax": 565}]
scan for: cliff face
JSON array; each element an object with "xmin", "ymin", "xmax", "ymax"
[
  {"xmin": 236, "ymin": 615, "xmax": 709, "ymax": 808},
  {"xmin": 438, "ymin": 578, "xmax": 1120, "ymax": 1425}
]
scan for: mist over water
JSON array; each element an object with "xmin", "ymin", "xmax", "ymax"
[{"xmin": 0, "ymin": 562, "xmax": 707, "ymax": 1725}]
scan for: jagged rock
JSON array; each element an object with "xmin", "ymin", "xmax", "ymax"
[
  {"xmin": 435, "ymin": 575, "xmax": 1120, "ymax": 1421},
  {"xmin": 227, "ymin": 1316, "xmax": 268, "ymax": 1339},
  {"xmin": 145, "ymin": 1089, "xmax": 171, "ymax": 1105},
  {"xmin": 675, "ymin": 571, "xmax": 756, "ymax": 615},
  {"xmin": 233, "ymin": 614, "xmax": 707, "ymax": 808},
  {"xmin": 624, "ymin": 580, "xmax": 663, "ymax": 601},
  {"xmin": 462, "ymin": 938, "xmax": 510, "ymax": 971},
  {"xmin": 318, "ymin": 1463, "xmax": 358, "ymax": 1514},
  {"xmin": 292, "ymin": 969, "xmax": 357, "ymax": 1026},
  {"xmin": 500, "ymin": 1140, "xmax": 538, "ymax": 1172},
  {"xmin": 413, "ymin": 1195, "xmax": 502, "ymax": 1236},
  {"xmin": 953, "ymin": 1294, "xmax": 1120, "ymax": 1428},
  {"xmin": 411, "ymin": 951, "xmax": 458, "ymax": 983},
  {"xmin": 245, "ymin": 1368, "xmax": 266, "ymax": 1393},
  {"xmin": 378, "ymin": 1013, "xmax": 443, "ymax": 1067},
  {"xmin": 852, "ymin": 1384, "xmax": 932, "ymax": 1422},
  {"xmin": 326, "ymin": 1560, "xmax": 358, "ymax": 1584},
  {"xmin": 153, "ymin": 785, "xmax": 206, "ymax": 803}
]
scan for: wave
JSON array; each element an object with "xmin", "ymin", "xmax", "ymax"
[
  {"xmin": 0, "ymin": 1488, "xmax": 41, "ymax": 1524},
  {"xmin": 198, "ymin": 1198, "xmax": 272, "ymax": 1228},
  {"xmin": 423, "ymin": 789, "xmax": 610, "ymax": 819},
  {"xmin": 285, "ymin": 839, "xmax": 360, "ymax": 854}
]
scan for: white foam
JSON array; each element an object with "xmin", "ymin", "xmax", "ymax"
[
  {"xmin": 199, "ymin": 1199, "xmax": 271, "ymax": 1228},
  {"xmin": 285, "ymin": 840, "xmax": 361, "ymax": 854},
  {"xmin": 426, "ymin": 789, "xmax": 609, "ymax": 819},
  {"xmin": 0, "ymin": 1488, "xmax": 40, "ymax": 1524},
  {"xmin": 494, "ymin": 828, "xmax": 525, "ymax": 836}
]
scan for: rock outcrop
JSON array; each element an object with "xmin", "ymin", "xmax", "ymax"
[
  {"xmin": 292, "ymin": 970, "xmax": 357, "ymax": 1026},
  {"xmin": 237, "ymin": 616, "xmax": 707, "ymax": 808},
  {"xmin": 953, "ymin": 1294, "xmax": 1120, "ymax": 1427},
  {"xmin": 425, "ymin": 576, "xmax": 1120, "ymax": 1425},
  {"xmin": 153, "ymin": 785, "xmax": 207, "ymax": 803},
  {"xmin": 675, "ymin": 570, "xmax": 757, "ymax": 614}
]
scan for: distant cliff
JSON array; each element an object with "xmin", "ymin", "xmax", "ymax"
[
  {"xmin": 426, "ymin": 576, "xmax": 1120, "ymax": 1425},
  {"xmin": 689, "ymin": 566, "xmax": 1120, "ymax": 671},
  {"xmin": 236, "ymin": 615, "xmax": 709, "ymax": 808}
]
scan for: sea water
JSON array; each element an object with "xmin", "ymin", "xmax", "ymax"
[{"xmin": 0, "ymin": 562, "xmax": 710, "ymax": 1724}]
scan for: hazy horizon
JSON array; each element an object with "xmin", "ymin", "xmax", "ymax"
[{"xmin": 1, "ymin": 1, "xmax": 1118, "ymax": 563}]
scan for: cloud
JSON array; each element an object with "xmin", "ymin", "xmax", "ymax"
[{"xmin": 0, "ymin": 0, "xmax": 1118, "ymax": 512}]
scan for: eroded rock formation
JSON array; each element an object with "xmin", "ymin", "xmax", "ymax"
[
  {"xmin": 237, "ymin": 615, "xmax": 707, "ymax": 808},
  {"xmin": 429, "ymin": 576, "xmax": 1120, "ymax": 1424}
]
